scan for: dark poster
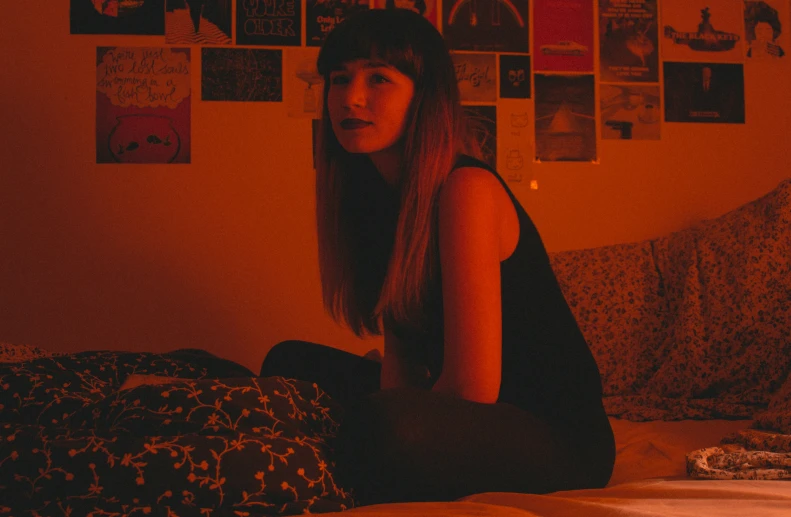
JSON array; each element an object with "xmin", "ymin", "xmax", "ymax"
[
  {"xmin": 599, "ymin": 0, "xmax": 659, "ymax": 82},
  {"xmin": 236, "ymin": 0, "xmax": 301, "ymax": 46},
  {"xmin": 534, "ymin": 74, "xmax": 596, "ymax": 162},
  {"xmin": 663, "ymin": 62, "xmax": 745, "ymax": 124},
  {"xmin": 202, "ymin": 48, "xmax": 283, "ymax": 102},
  {"xmin": 499, "ymin": 54, "xmax": 531, "ymax": 99},
  {"xmin": 443, "ymin": 0, "xmax": 529, "ymax": 52},
  {"xmin": 166, "ymin": 0, "xmax": 233, "ymax": 45},
  {"xmin": 72, "ymin": 0, "xmax": 165, "ymax": 34},
  {"xmin": 464, "ymin": 105, "xmax": 497, "ymax": 169},
  {"xmin": 306, "ymin": 0, "xmax": 371, "ymax": 48}
]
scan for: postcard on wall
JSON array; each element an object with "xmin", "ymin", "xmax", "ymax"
[
  {"xmin": 534, "ymin": 74, "xmax": 597, "ymax": 162},
  {"xmin": 306, "ymin": 0, "xmax": 371, "ymax": 47},
  {"xmin": 443, "ymin": 0, "xmax": 529, "ymax": 52},
  {"xmin": 453, "ymin": 53, "xmax": 497, "ymax": 103},
  {"xmin": 661, "ymin": 0, "xmax": 744, "ymax": 62},
  {"xmin": 165, "ymin": 0, "xmax": 232, "ymax": 45},
  {"xmin": 744, "ymin": 0, "xmax": 789, "ymax": 59},
  {"xmin": 202, "ymin": 48, "xmax": 283, "ymax": 102},
  {"xmin": 464, "ymin": 105, "xmax": 498, "ymax": 169},
  {"xmin": 599, "ymin": 0, "xmax": 659, "ymax": 82},
  {"xmin": 96, "ymin": 47, "xmax": 191, "ymax": 164},
  {"xmin": 72, "ymin": 0, "xmax": 165, "ymax": 34},
  {"xmin": 496, "ymin": 98, "xmax": 534, "ymax": 184},
  {"xmin": 237, "ymin": 0, "xmax": 300, "ymax": 46},
  {"xmin": 663, "ymin": 62, "xmax": 745, "ymax": 123},
  {"xmin": 600, "ymin": 84, "xmax": 661, "ymax": 139},
  {"xmin": 285, "ymin": 48, "xmax": 324, "ymax": 119},
  {"xmin": 371, "ymin": 0, "xmax": 438, "ymax": 27},
  {"xmin": 499, "ymin": 54, "xmax": 531, "ymax": 99},
  {"xmin": 533, "ymin": 0, "xmax": 594, "ymax": 72}
]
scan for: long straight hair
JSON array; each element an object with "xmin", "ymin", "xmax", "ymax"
[{"xmin": 315, "ymin": 8, "xmax": 480, "ymax": 336}]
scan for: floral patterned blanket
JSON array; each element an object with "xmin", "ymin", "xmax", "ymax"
[{"xmin": 0, "ymin": 349, "xmax": 354, "ymax": 515}]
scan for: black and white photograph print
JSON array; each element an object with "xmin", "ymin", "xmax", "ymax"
[
  {"xmin": 744, "ymin": 0, "xmax": 789, "ymax": 59},
  {"xmin": 663, "ymin": 62, "xmax": 745, "ymax": 124},
  {"xmin": 202, "ymin": 48, "xmax": 283, "ymax": 102},
  {"xmin": 464, "ymin": 105, "xmax": 498, "ymax": 169},
  {"xmin": 499, "ymin": 54, "xmax": 531, "ymax": 99},
  {"xmin": 534, "ymin": 74, "xmax": 596, "ymax": 162},
  {"xmin": 71, "ymin": 0, "xmax": 165, "ymax": 34},
  {"xmin": 166, "ymin": 0, "xmax": 232, "ymax": 45},
  {"xmin": 600, "ymin": 84, "xmax": 661, "ymax": 140}
]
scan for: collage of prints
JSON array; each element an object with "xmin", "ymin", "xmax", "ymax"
[{"xmin": 76, "ymin": 0, "xmax": 789, "ymax": 182}]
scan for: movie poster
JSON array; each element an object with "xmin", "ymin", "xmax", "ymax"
[
  {"xmin": 499, "ymin": 54, "xmax": 531, "ymax": 99},
  {"xmin": 534, "ymin": 74, "xmax": 596, "ymax": 162},
  {"xmin": 661, "ymin": 0, "xmax": 744, "ymax": 62},
  {"xmin": 464, "ymin": 105, "xmax": 497, "ymax": 169},
  {"xmin": 237, "ymin": 0, "xmax": 301, "ymax": 46},
  {"xmin": 165, "ymin": 0, "xmax": 232, "ymax": 44},
  {"xmin": 202, "ymin": 48, "xmax": 283, "ymax": 102},
  {"xmin": 599, "ymin": 0, "xmax": 659, "ymax": 82},
  {"xmin": 443, "ymin": 0, "xmax": 529, "ymax": 52},
  {"xmin": 497, "ymin": 99, "xmax": 533, "ymax": 184},
  {"xmin": 664, "ymin": 62, "xmax": 745, "ymax": 123},
  {"xmin": 72, "ymin": 0, "xmax": 165, "ymax": 34},
  {"xmin": 453, "ymin": 53, "xmax": 498, "ymax": 103},
  {"xmin": 744, "ymin": 0, "xmax": 789, "ymax": 59},
  {"xmin": 306, "ymin": 0, "xmax": 370, "ymax": 47},
  {"xmin": 371, "ymin": 0, "xmax": 438, "ymax": 27},
  {"xmin": 533, "ymin": 0, "xmax": 594, "ymax": 72},
  {"xmin": 600, "ymin": 84, "xmax": 661, "ymax": 139},
  {"xmin": 96, "ymin": 47, "xmax": 191, "ymax": 164},
  {"xmin": 285, "ymin": 48, "xmax": 324, "ymax": 118}
]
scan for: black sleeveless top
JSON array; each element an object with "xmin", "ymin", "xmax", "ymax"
[{"xmin": 391, "ymin": 154, "xmax": 604, "ymax": 421}]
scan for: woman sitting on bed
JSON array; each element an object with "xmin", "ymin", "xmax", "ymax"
[{"xmin": 260, "ymin": 8, "xmax": 615, "ymax": 504}]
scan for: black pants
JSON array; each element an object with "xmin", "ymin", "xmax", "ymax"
[{"xmin": 260, "ymin": 340, "xmax": 615, "ymax": 505}]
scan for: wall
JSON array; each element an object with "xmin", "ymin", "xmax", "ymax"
[{"xmin": 1, "ymin": 2, "xmax": 789, "ymax": 372}]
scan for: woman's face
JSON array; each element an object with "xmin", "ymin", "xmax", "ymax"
[
  {"xmin": 327, "ymin": 58, "xmax": 415, "ymax": 156},
  {"xmin": 754, "ymin": 22, "xmax": 774, "ymax": 43}
]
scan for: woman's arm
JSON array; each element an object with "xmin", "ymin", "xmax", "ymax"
[{"xmin": 431, "ymin": 166, "xmax": 511, "ymax": 404}]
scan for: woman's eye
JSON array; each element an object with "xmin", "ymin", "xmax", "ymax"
[{"xmin": 371, "ymin": 74, "xmax": 390, "ymax": 84}]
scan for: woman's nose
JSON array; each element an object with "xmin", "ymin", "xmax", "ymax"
[{"xmin": 342, "ymin": 76, "xmax": 367, "ymax": 108}]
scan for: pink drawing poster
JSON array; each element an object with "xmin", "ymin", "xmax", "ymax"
[
  {"xmin": 533, "ymin": 0, "xmax": 595, "ymax": 72},
  {"xmin": 96, "ymin": 47, "xmax": 191, "ymax": 164}
]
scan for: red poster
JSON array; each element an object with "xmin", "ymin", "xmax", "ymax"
[{"xmin": 533, "ymin": 0, "xmax": 594, "ymax": 72}]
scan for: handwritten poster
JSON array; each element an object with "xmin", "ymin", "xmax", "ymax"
[
  {"xmin": 661, "ymin": 0, "xmax": 744, "ymax": 62},
  {"xmin": 443, "ymin": 0, "xmax": 529, "ymax": 52},
  {"xmin": 499, "ymin": 54, "xmax": 532, "ymax": 99},
  {"xmin": 600, "ymin": 84, "xmax": 661, "ymax": 139},
  {"xmin": 664, "ymin": 62, "xmax": 745, "ymax": 123},
  {"xmin": 237, "ymin": 0, "xmax": 301, "ymax": 46},
  {"xmin": 497, "ymin": 98, "xmax": 533, "ymax": 184},
  {"xmin": 202, "ymin": 48, "xmax": 283, "ymax": 102},
  {"xmin": 371, "ymin": 0, "xmax": 439, "ymax": 27},
  {"xmin": 533, "ymin": 0, "xmax": 595, "ymax": 72},
  {"xmin": 96, "ymin": 47, "xmax": 191, "ymax": 164},
  {"xmin": 534, "ymin": 74, "xmax": 597, "ymax": 162},
  {"xmin": 599, "ymin": 0, "xmax": 659, "ymax": 82},
  {"xmin": 744, "ymin": 0, "xmax": 789, "ymax": 59},
  {"xmin": 72, "ymin": 0, "xmax": 165, "ymax": 34},
  {"xmin": 453, "ymin": 53, "xmax": 497, "ymax": 103},
  {"xmin": 306, "ymin": 0, "xmax": 370, "ymax": 47}
]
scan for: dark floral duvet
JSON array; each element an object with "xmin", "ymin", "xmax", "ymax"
[{"xmin": 0, "ymin": 350, "xmax": 354, "ymax": 515}]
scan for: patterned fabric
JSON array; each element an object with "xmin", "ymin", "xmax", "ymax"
[
  {"xmin": 0, "ymin": 351, "xmax": 354, "ymax": 515},
  {"xmin": 549, "ymin": 177, "xmax": 791, "ymax": 421},
  {"xmin": 0, "ymin": 342, "xmax": 63, "ymax": 363},
  {"xmin": 686, "ymin": 430, "xmax": 791, "ymax": 480}
]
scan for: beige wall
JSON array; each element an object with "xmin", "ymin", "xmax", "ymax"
[{"xmin": 1, "ymin": 3, "xmax": 789, "ymax": 372}]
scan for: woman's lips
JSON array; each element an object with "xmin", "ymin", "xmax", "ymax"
[{"xmin": 340, "ymin": 119, "xmax": 373, "ymax": 130}]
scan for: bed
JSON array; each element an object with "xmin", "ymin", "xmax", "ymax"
[{"xmin": 2, "ymin": 178, "xmax": 790, "ymax": 515}]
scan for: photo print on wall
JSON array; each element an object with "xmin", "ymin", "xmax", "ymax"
[
  {"xmin": 534, "ymin": 74, "xmax": 597, "ymax": 162},
  {"xmin": 165, "ymin": 0, "xmax": 232, "ymax": 45},
  {"xmin": 96, "ymin": 47, "xmax": 191, "ymax": 164},
  {"xmin": 663, "ymin": 62, "xmax": 745, "ymax": 124},
  {"xmin": 600, "ymin": 84, "xmax": 661, "ymax": 140},
  {"xmin": 533, "ymin": 0, "xmax": 595, "ymax": 72},
  {"xmin": 744, "ymin": 0, "xmax": 789, "ymax": 59},
  {"xmin": 453, "ymin": 53, "xmax": 498, "ymax": 103},
  {"xmin": 237, "ymin": 0, "xmax": 301, "ymax": 46},
  {"xmin": 71, "ymin": 0, "xmax": 165, "ymax": 34},
  {"xmin": 285, "ymin": 48, "xmax": 324, "ymax": 119},
  {"xmin": 599, "ymin": 0, "xmax": 659, "ymax": 82},
  {"xmin": 202, "ymin": 48, "xmax": 283, "ymax": 102},
  {"xmin": 443, "ymin": 0, "xmax": 529, "ymax": 52},
  {"xmin": 464, "ymin": 105, "xmax": 498, "ymax": 169}
]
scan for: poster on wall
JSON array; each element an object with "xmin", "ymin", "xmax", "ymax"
[
  {"xmin": 96, "ymin": 47, "xmax": 191, "ymax": 164},
  {"xmin": 236, "ymin": 0, "xmax": 300, "ymax": 46},
  {"xmin": 72, "ymin": 0, "xmax": 165, "ymax": 34},
  {"xmin": 371, "ymin": 0, "xmax": 438, "ymax": 27},
  {"xmin": 202, "ymin": 48, "xmax": 283, "ymax": 102},
  {"xmin": 534, "ymin": 74, "xmax": 596, "ymax": 162},
  {"xmin": 306, "ymin": 0, "xmax": 371, "ymax": 47},
  {"xmin": 663, "ymin": 62, "xmax": 745, "ymax": 123},
  {"xmin": 533, "ymin": 0, "xmax": 594, "ymax": 72},
  {"xmin": 285, "ymin": 48, "xmax": 324, "ymax": 119},
  {"xmin": 497, "ymin": 99, "xmax": 533, "ymax": 184},
  {"xmin": 499, "ymin": 54, "xmax": 531, "ymax": 99},
  {"xmin": 600, "ymin": 84, "xmax": 661, "ymax": 139},
  {"xmin": 599, "ymin": 0, "xmax": 659, "ymax": 82},
  {"xmin": 443, "ymin": 0, "xmax": 529, "ymax": 52},
  {"xmin": 165, "ymin": 0, "xmax": 232, "ymax": 44},
  {"xmin": 744, "ymin": 0, "xmax": 789, "ymax": 59},
  {"xmin": 661, "ymin": 0, "xmax": 744, "ymax": 62},
  {"xmin": 464, "ymin": 105, "xmax": 497, "ymax": 169},
  {"xmin": 453, "ymin": 53, "xmax": 497, "ymax": 103}
]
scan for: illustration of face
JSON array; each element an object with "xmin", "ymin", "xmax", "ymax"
[
  {"xmin": 327, "ymin": 58, "xmax": 415, "ymax": 156},
  {"xmin": 754, "ymin": 22, "xmax": 775, "ymax": 43}
]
